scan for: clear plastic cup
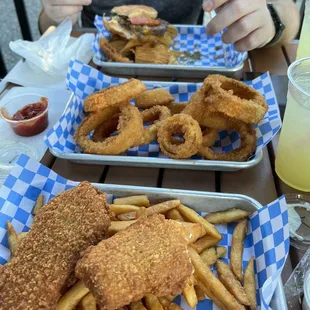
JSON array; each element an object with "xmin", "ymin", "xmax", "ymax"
[
  {"xmin": 285, "ymin": 194, "xmax": 310, "ymax": 253},
  {"xmin": 0, "ymin": 94, "xmax": 49, "ymax": 137}
]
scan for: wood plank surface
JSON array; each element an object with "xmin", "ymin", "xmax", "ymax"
[
  {"xmin": 221, "ymin": 149, "xmax": 278, "ymax": 205},
  {"xmin": 249, "ymin": 46, "xmax": 288, "ymax": 74},
  {"xmin": 104, "ymin": 166, "xmax": 159, "ymax": 187},
  {"xmin": 51, "ymin": 159, "xmax": 106, "ymax": 182},
  {"xmin": 161, "ymin": 169, "xmax": 216, "ymax": 191}
]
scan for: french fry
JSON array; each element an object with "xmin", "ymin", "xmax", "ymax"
[
  {"xmin": 135, "ymin": 45, "xmax": 169, "ymax": 64},
  {"xmin": 109, "ymin": 39, "xmax": 128, "ymax": 53},
  {"xmin": 166, "ymin": 25, "xmax": 178, "ymax": 39},
  {"xmin": 56, "ymin": 281, "xmax": 89, "ymax": 310},
  {"xmin": 110, "ymin": 204, "xmax": 140, "ymax": 215},
  {"xmin": 165, "ymin": 208, "xmax": 185, "ymax": 221},
  {"xmin": 194, "ymin": 285, "xmax": 205, "ymax": 301},
  {"xmin": 144, "ymin": 295, "xmax": 163, "ymax": 310},
  {"xmin": 195, "ymin": 279, "xmax": 226, "ymax": 309},
  {"xmin": 216, "ymin": 260, "xmax": 250, "ymax": 306},
  {"xmin": 204, "ymin": 208, "xmax": 252, "ymax": 224},
  {"xmin": 108, "ymin": 220, "xmax": 137, "ymax": 236},
  {"xmin": 177, "ymin": 204, "xmax": 221, "ymax": 239},
  {"xmin": 244, "ymin": 257, "xmax": 257, "ymax": 310},
  {"xmin": 129, "ymin": 300, "xmax": 147, "ymax": 310},
  {"xmin": 230, "ymin": 219, "xmax": 247, "ymax": 281},
  {"xmin": 200, "ymin": 246, "xmax": 227, "ymax": 266},
  {"xmin": 158, "ymin": 297, "xmax": 182, "ymax": 310},
  {"xmin": 179, "ymin": 222, "xmax": 206, "ymax": 244},
  {"xmin": 136, "ymin": 207, "xmax": 147, "ymax": 219},
  {"xmin": 191, "ymin": 235, "xmax": 221, "ymax": 254},
  {"xmin": 183, "ymin": 275, "xmax": 198, "ymax": 308},
  {"xmin": 6, "ymin": 221, "xmax": 18, "ymax": 256},
  {"xmin": 118, "ymin": 200, "xmax": 180, "ymax": 221},
  {"xmin": 18, "ymin": 232, "xmax": 28, "ymax": 241},
  {"xmin": 113, "ymin": 195, "xmax": 150, "ymax": 207},
  {"xmin": 79, "ymin": 293, "xmax": 97, "ymax": 310},
  {"xmin": 188, "ymin": 247, "xmax": 245, "ymax": 310},
  {"xmin": 32, "ymin": 194, "xmax": 44, "ymax": 215}
]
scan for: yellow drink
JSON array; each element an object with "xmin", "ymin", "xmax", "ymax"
[{"xmin": 275, "ymin": 63, "xmax": 310, "ymax": 191}]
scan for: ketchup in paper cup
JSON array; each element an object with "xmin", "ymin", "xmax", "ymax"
[{"xmin": 0, "ymin": 94, "xmax": 49, "ymax": 137}]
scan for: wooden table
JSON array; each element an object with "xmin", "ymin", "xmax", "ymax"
[{"xmin": 1, "ymin": 29, "xmax": 309, "ymax": 306}]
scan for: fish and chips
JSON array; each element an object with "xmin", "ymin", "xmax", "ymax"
[{"xmin": 0, "ymin": 185, "xmax": 258, "ymax": 310}]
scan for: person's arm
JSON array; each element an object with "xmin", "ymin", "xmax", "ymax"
[
  {"xmin": 203, "ymin": 0, "xmax": 300, "ymax": 51},
  {"xmin": 269, "ymin": 0, "xmax": 300, "ymax": 45},
  {"xmin": 39, "ymin": 0, "xmax": 91, "ymax": 34}
]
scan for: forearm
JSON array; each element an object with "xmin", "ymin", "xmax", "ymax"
[
  {"xmin": 39, "ymin": 10, "xmax": 58, "ymax": 34},
  {"xmin": 270, "ymin": 0, "xmax": 300, "ymax": 45}
]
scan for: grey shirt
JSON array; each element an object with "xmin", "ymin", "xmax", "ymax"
[{"xmin": 82, "ymin": 0, "xmax": 204, "ymax": 27}]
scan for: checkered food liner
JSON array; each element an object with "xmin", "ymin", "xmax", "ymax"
[
  {"xmin": 0, "ymin": 154, "xmax": 289, "ymax": 310},
  {"xmin": 44, "ymin": 59, "xmax": 281, "ymax": 163},
  {"xmin": 93, "ymin": 15, "xmax": 247, "ymax": 68}
]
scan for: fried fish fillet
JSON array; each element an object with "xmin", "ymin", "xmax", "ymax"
[
  {"xmin": 0, "ymin": 182, "xmax": 110, "ymax": 310},
  {"xmin": 76, "ymin": 214, "xmax": 193, "ymax": 310}
]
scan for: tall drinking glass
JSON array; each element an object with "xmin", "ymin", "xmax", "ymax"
[{"xmin": 275, "ymin": 57, "xmax": 310, "ymax": 191}]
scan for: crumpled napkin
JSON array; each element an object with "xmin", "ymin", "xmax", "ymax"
[{"xmin": 9, "ymin": 18, "xmax": 94, "ymax": 78}]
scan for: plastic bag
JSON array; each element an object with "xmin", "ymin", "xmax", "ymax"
[
  {"xmin": 284, "ymin": 246, "xmax": 310, "ymax": 309},
  {"xmin": 9, "ymin": 19, "xmax": 94, "ymax": 78}
]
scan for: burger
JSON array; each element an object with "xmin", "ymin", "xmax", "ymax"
[{"xmin": 104, "ymin": 5, "xmax": 171, "ymax": 40}]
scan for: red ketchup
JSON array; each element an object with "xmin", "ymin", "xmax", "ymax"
[{"xmin": 10, "ymin": 97, "xmax": 49, "ymax": 137}]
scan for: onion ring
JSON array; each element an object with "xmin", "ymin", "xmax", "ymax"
[
  {"xmin": 74, "ymin": 103, "xmax": 143, "ymax": 155},
  {"xmin": 84, "ymin": 79, "xmax": 146, "ymax": 112},
  {"xmin": 135, "ymin": 88, "xmax": 175, "ymax": 109},
  {"xmin": 137, "ymin": 105, "xmax": 171, "ymax": 145},
  {"xmin": 203, "ymin": 75, "xmax": 268, "ymax": 124},
  {"xmin": 166, "ymin": 102, "xmax": 187, "ymax": 115},
  {"xmin": 183, "ymin": 90, "xmax": 237, "ymax": 130},
  {"xmin": 157, "ymin": 114, "xmax": 203, "ymax": 159},
  {"xmin": 198, "ymin": 122, "xmax": 256, "ymax": 161}
]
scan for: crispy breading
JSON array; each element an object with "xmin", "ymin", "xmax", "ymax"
[
  {"xmin": 76, "ymin": 215, "xmax": 193, "ymax": 310},
  {"xmin": 0, "ymin": 182, "xmax": 110, "ymax": 310}
]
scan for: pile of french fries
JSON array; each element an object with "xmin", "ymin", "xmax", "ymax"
[
  {"xmin": 4, "ymin": 193, "xmax": 257, "ymax": 310},
  {"xmin": 100, "ymin": 25, "xmax": 180, "ymax": 65}
]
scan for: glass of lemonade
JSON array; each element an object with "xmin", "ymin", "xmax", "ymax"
[{"xmin": 275, "ymin": 57, "xmax": 310, "ymax": 191}]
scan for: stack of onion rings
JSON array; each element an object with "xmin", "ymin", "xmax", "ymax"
[{"xmin": 74, "ymin": 74, "xmax": 266, "ymax": 162}]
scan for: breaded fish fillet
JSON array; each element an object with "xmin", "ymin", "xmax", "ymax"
[
  {"xmin": 76, "ymin": 214, "xmax": 193, "ymax": 310},
  {"xmin": 0, "ymin": 182, "xmax": 110, "ymax": 310}
]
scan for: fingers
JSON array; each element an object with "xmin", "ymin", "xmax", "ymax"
[
  {"xmin": 202, "ymin": 0, "xmax": 228, "ymax": 12},
  {"xmin": 234, "ymin": 28, "xmax": 268, "ymax": 52},
  {"xmin": 221, "ymin": 11, "xmax": 261, "ymax": 44},
  {"xmin": 46, "ymin": 5, "xmax": 83, "ymax": 23},
  {"xmin": 206, "ymin": 0, "xmax": 260, "ymax": 36}
]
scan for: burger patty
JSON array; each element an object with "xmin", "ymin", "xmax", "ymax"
[{"xmin": 116, "ymin": 15, "xmax": 168, "ymax": 37}]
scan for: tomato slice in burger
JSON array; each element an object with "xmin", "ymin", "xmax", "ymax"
[{"xmin": 130, "ymin": 17, "xmax": 161, "ymax": 26}]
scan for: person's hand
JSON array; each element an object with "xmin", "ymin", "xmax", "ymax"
[
  {"xmin": 41, "ymin": 0, "xmax": 92, "ymax": 24},
  {"xmin": 202, "ymin": 0, "xmax": 276, "ymax": 51}
]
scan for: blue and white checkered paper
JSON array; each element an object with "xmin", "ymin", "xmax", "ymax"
[
  {"xmin": 93, "ymin": 15, "xmax": 247, "ymax": 68},
  {"xmin": 45, "ymin": 59, "xmax": 281, "ymax": 162},
  {"xmin": 0, "ymin": 154, "xmax": 289, "ymax": 310}
]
